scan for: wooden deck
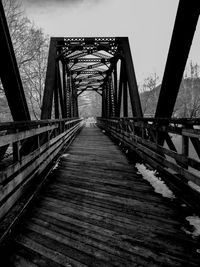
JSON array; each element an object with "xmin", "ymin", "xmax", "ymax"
[{"xmin": 5, "ymin": 126, "xmax": 200, "ymax": 266}]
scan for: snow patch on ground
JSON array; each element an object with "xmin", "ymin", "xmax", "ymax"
[
  {"xmin": 135, "ymin": 163, "xmax": 175, "ymax": 199},
  {"xmin": 188, "ymin": 181, "xmax": 200, "ymax": 193},
  {"xmin": 60, "ymin": 153, "xmax": 70, "ymax": 159},
  {"xmin": 53, "ymin": 161, "xmax": 59, "ymax": 170},
  {"xmin": 52, "ymin": 154, "xmax": 70, "ymax": 170},
  {"xmin": 185, "ymin": 216, "xmax": 200, "ymax": 237},
  {"xmin": 181, "ymin": 203, "xmax": 187, "ymax": 208}
]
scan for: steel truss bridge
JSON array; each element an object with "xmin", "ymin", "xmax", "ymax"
[{"xmin": 1, "ymin": 1, "xmax": 200, "ymax": 266}]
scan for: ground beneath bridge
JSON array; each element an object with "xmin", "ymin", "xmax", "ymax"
[{"xmin": 6, "ymin": 126, "xmax": 200, "ymax": 266}]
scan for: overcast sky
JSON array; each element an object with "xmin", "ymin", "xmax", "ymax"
[{"xmin": 22, "ymin": 0, "xmax": 200, "ymax": 86}]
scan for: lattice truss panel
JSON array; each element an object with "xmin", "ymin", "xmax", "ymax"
[
  {"xmin": 43, "ymin": 36, "xmax": 143, "ymax": 119},
  {"xmin": 18, "ymin": 33, "xmax": 142, "ymax": 120},
  {"xmin": 58, "ymin": 37, "xmax": 118, "ymax": 96}
]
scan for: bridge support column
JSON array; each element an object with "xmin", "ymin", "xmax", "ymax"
[
  {"xmin": 105, "ymin": 80, "xmax": 110, "ymax": 118},
  {"xmin": 113, "ymin": 65, "xmax": 118, "ymax": 117},
  {"xmin": 66, "ymin": 76, "xmax": 71, "ymax": 118},
  {"xmin": 54, "ymin": 71, "xmax": 59, "ymax": 119},
  {"xmin": 101, "ymin": 84, "xmax": 106, "ymax": 118},
  {"xmin": 123, "ymin": 74, "xmax": 128, "ymax": 117},
  {"xmin": 119, "ymin": 37, "xmax": 143, "ymax": 117},
  {"xmin": 116, "ymin": 60, "xmax": 124, "ymax": 117},
  {"xmin": 41, "ymin": 38, "xmax": 57, "ymax": 119},
  {"xmin": 62, "ymin": 62, "xmax": 67, "ymax": 117},
  {"xmin": 108, "ymin": 75, "xmax": 115, "ymax": 117}
]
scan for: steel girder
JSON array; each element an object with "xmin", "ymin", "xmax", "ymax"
[
  {"xmin": 41, "ymin": 37, "xmax": 143, "ymax": 119},
  {"xmin": 0, "ymin": 1, "xmax": 30, "ymax": 121},
  {"xmin": 155, "ymin": 0, "xmax": 200, "ymax": 118},
  {"xmin": 154, "ymin": 0, "xmax": 200, "ymax": 157},
  {"xmin": 0, "ymin": 2, "xmax": 31, "ymax": 159},
  {"xmin": 118, "ymin": 37, "xmax": 143, "ymax": 117}
]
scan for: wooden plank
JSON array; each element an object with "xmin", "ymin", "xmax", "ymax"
[
  {"xmin": 39, "ymin": 197, "xmax": 180, "ymax": 233},
  {"xmin": 0, "ymin": 129, "xmax": 70, "ymax": 203},
  {"xmin": 5, "ymin": 127, "xmax": 200, "ymax": 266},
  {"xmin": 0, "ymin": 121, "xmax": 82, "ymax": 186},
  {"xmin": 8, "ymin": 253, "xmax": 39, "ymax": 267},
  {"xmin": 28, "ymin": 211, "xmax": 193, "ymax": 266},
  {"xmin": 28, "ymin": 214, "xmax": 180, "ymax": 264},
  {"xmin": 182, "ymin": 128, "xmax": 200, "ymax": 138},
  {"xmin": 41, "ymin": 194, "xmax": 179, "ymax": 226},
  {"xmin": 15, "ymin": 234, "xmax": 86, "ymax": 267},
  {"xmin": 0, "ymin": 118, "xmax": 81, "ymax": 131},
  {"xmin": 28, "ymin": 216, "xmax": 163, "ymax": 265},
  {"xmin": 112, "ymin": 125, "xmax": 200, "ymax": 171},
  {"xmin": 10, "ymin": 244, "xmax": 60, "ymax": 267},
  {"xmin": 0, "ymin": 125, "xmax": 57, "ymax": 147},
  {"xmin": 0, "ymin": 123, "xmax": 82, "ymax": 219},
  {"xmin": 23, "ymin": 222, "xmax": 135, "ymax": 267},
  {"xmin": 105, "ymin": 124, "xmax": 200, "ymax": 186}
]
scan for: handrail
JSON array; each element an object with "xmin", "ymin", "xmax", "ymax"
[
  {"xmin": 97, "ymin": 118, "xmax": 200, "ymax": 201},
  {"xmin": 97, "ymin": 117, "xmax": 200, "ymax": 125},
  {"xmin": 0, "ymin": 118, "xmax": 83, "ymax": 223},
  {"xmin": 0, "ymin": 118, "xmax": 79, "ymax": 131}
]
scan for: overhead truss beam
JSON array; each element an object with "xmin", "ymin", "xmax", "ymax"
[{"xmin": 41, "ymin": 36, "xmax": 142, "ymax": 119}]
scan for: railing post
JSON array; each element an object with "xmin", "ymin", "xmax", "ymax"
[
  {"xmin": 13, "ymin": 142, "xmax": 20, "ymax": 162},
  {"xmin": 182, "ymin": 135, "xmax": 189, "ymax": 155},
  {"xmin": 182, "ymin": 124, "xmax": 189, "ymax": 170},
  {"xmin": 37, "ymin": 125, "xmax": 40, "ymax": 150}
]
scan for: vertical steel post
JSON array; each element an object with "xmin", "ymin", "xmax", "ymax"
[
  {"xmin": 62, "ymin": 62, "xmax": 67, "ymax": 117},
  {"xmin": 54, "ymin": 72, "xmax": 59, "ymax": 119},
  {"xmin": 41, "ymin": 38, "xmax": 57, "ymax": 119},
  {"xmin": 73, "ymin": 84, "xmax": 79, "ymax": 117},
  {"xmin": 109, "ymin": 75, "xmax": 115, "ymax": 117},
  {"xmin": 113, "ymin": 65, "xmax": 118, "ymax": 116},
  {"xmin": 106, "ymin": 80, "xmax": 110, "ymax": 118},
  {"xmin": 57, "ymin": 62, "xmax": 65, "ymax": 118},
  {"xmin": 116, "ymin": 60, "xmax": 124, "ymax": 117},
  {"xmin": 123, "ymin": 78, "xmax": 128, "ymax": 117},
  {"xmin": 71, "ymin": 79, "xmax": 76, "ymax": 117},
  {"xmin": 66, "ymin": 76, "xmax": 71, "ymax": 118},
  {"xmin": 120, "ymin": 37, "xmax": 143, "ymax": 117},
  {"xmin": 101, "ymin": 84, "xmax": 106, "ymax": 117}
]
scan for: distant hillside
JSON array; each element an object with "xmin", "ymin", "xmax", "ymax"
[
  {"xmin": 140, "ymin": 78, "xmax": 200, "ymax": 118},
  {"xmin": 1, "ymin": 78, "xmax": 200, "ymax": 121}
]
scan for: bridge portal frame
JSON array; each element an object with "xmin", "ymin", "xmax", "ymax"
[{"xmin": 41, "ymin": 37, "xmax": 143, "ymax": 120}]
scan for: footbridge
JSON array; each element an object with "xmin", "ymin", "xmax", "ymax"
[{"xmin": 1, "ymin": 1, "xmax": 200, "ymax": 266}]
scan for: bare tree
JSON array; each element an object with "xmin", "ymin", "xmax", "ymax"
[
  {"xmin": 174, "ymin": 61, "xmax": 200, "ymax": 118},
  {"xmin": 1, "ymin": 0, "xmax": 48, "ymax": 120},
  {"xmin": 21, "ymin": 31, "xmax": 49, "ymax": 119},
  {"xmin": 140, "ymin": 73, "xmax": 160, "ymax": 116}
]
